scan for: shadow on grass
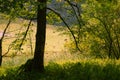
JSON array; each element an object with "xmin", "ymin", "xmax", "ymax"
[{"xmin": 1, "ymin": 61, "xmax": 120, "ymax": 80}]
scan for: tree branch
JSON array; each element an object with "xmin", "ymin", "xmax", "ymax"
[
  {"xmin": 47, "ymin": 7, "xmax": 81, "ymax": 52},
  {"xmin": 0, "ymin": 18, "xmax": 12, "ymax": 40},
  {"xmin": 16, "ymin": 19, "xmax": 32, "ymax": 54}
]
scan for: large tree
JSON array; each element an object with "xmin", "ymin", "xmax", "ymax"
[
  {"xmin": 0, "ymin": 0, "xmax": 47, "ymax": 72},
  {"xmin": 32, "ymin": 0, "xmax": 47, "ymax": 72},
  {"xmin": 19, "ymin": 0, "xmax": 47, "ymax": 72}
]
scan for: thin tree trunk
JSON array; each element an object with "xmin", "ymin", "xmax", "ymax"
[
  {"xmin": 0, "ymin": 19, "xmax": 11, "ymax": 66},
  {"xmin": 0, "ymin": 40, "xmax": 2, "ymax": 66},
  {"xmin": 32, "ymin": 0, "xmax": 46, "ymax": 72}
]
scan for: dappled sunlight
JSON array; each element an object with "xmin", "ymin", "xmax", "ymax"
[{"xmin": 0, "ymin": 0, "xmax": 120, "ymax": 79}]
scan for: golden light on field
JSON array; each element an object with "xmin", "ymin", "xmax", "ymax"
[{"xmin": 0, "ymin": 23, "xmax": 69, "ymax": 56}]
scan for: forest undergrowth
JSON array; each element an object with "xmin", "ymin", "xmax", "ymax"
[{"xmin": 0, "ymin": 57, "xmax": 120, "ymax": 80}]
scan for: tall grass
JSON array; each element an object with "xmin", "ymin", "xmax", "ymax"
[
  {"xmin": 2, "ymin": 54, "xmax": 33, "ymax": 67},
  {"xmin": 1, "ymin": 49, "xmax": 120, "ymax": 80},
  {"xmin": 1, "ymin": 59, "xmax": 120, "ymax": 80}
]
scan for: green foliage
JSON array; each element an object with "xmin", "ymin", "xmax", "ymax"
[
  {"xmin": 84, "ymin": 0, "xmax": 120, "ymax": 59},
  {"xmin": 64, "ymin": 0, "xmax": 120, "ymax": 59},
  {"xmin": 0, "ymin": 0, "xmax": 37, "ymax": 19},
  {"xmin": 1, "ymin": 59, "xmax": 120, "ymax": 80}
]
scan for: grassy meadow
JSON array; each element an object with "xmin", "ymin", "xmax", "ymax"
[{"xmin": 0, "ymin": 19, "xmax": 120, "ymax": 80}]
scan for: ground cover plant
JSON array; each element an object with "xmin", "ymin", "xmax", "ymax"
[{"xmin": 0, "ymin": 59, "xmax": 120, "ymax": 80}]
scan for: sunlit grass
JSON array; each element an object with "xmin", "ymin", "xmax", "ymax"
[
  {"xmin": 0, "ymin": 19, "xmax": 70, "ymax": 67},
  {"xmin": 1, "ymin": 58, "xmax": 120, "ymax": 80},
  {"xmin": 0, "ymin": 20, "xmax": 68, "ymax": 55}
]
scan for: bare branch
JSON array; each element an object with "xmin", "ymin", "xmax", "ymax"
[
  {"xmin": 2, "ymin": 44, "xmax": 12, "ymax": 57},
  {"xmin": 15, "ymin": 19, "xmax": 32, "ymax": 54},
  {"xmin": 0, "ymin": 18, "xmax": 12, "ymax": 40},
  {"xmin": 47, "ymin": 7, "xmax": 81, "ymax": 52}
]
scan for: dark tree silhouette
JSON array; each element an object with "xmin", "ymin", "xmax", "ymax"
[
  {"xmin": 0, "ymin": 19, "xmax": 11, "ymax": 66},
  {"xmin": 32, "ymin": 0, "xmax": 47, "ymax": 72}
]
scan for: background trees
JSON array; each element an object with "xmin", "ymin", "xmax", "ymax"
[
  {"xmin": 79, "ymin": 0, "xmax": 120, "ymax": 59},
  {"xmin": 59, "ymin": 0, "xmax": 120, "ymax": 59}
]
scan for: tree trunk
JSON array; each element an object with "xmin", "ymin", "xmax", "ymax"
[
  {"xmin": 0, "ymin": 19, "xmax": 11, "ymax": 66},
  {"xmin": 32, "ymin": 0, "xmax": 47, "ymax": 72},
  {"xmin": 0, "ymin": 40, "xmax": 2, "ymax": 66}
]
